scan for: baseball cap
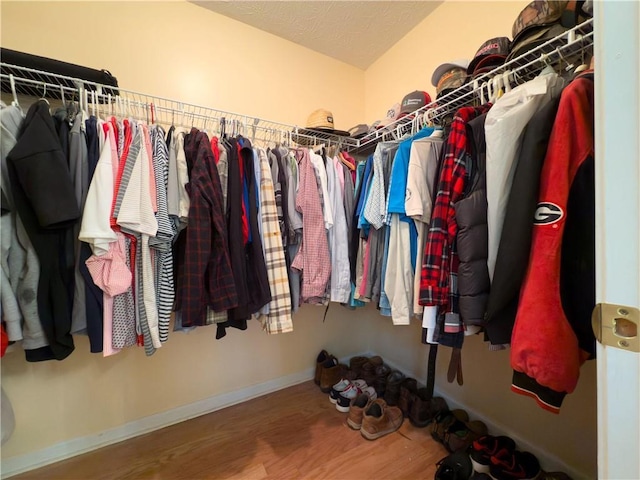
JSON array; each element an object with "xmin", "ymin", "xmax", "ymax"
[
  {"xmin": 400, "ymin": 90, "xmax": 432, "ymax": 116},
  {"xmin": 377, "ymin": 103, "xmax": 401, "ymax": 128},
  {"xmin": 348, "ymin": 124, "xmax": 369, "ymax": 139},
  {"xmin": 511, "ymin": 1, "xmax": 568, "ymax": 46},
  {"xmin": 431, "ymin": 59, "xmax": 470, "ymax": 87},
  {"xmin": 435, "ymin": 67, "xmax": 468, "ymax": 99},
  {"xmin": 506, "ymin": 22, "xmax": 568, "ymax": 63},
  {"xmin": 467, "ymin": 37, "xmax": 511, "ymax": 76}
]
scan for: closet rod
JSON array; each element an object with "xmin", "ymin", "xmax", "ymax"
[
  {"xmin": 352, "ymin": 17, "xmax": 594, "ymax": 153},
  {"xmin": 0, "ymin": 62, "xmax": 361, "ymax": 149}
]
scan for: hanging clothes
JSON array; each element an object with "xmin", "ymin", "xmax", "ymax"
[
  {"xmin": 510, "ymin": 72, "xmax": 595, "ymax": 414},
  {"xmin": 484, "ymin": 71, "xmax": 565, "ymax": 280},
  {"xmin": 176, "ymin": 129, "xmax": 237, "ymax": 329},
  {"xmin": 486, "ymin": 94, "xmax": 563, "ymax": 346},
  {"xmin": 6, "ymin": 100, "xmax": 79, "ymax": 361},
  {"xmin": 291, "ymin": 148, "xmax": 331, "ymax": 302},
  {"xmin": 256, "ymin": 148, "xmax": 292, "ymax": 333}
]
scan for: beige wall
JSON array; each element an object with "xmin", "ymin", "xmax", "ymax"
[
  {"xmin": 1, "ymin": 1, "xmax": 597, "ymax": 479},
  {"xmin": 0, "ymin": 0, "xmax": 367, "ymax": 462},
  {"xmin": 364, "ymin": 1, "xmax": 523, "ymax": 123},
  {"xmin": 0, "ymin": 1, "xmax": 363, "ymax": 129}
]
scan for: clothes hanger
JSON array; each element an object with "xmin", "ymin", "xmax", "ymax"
[
  {"xmin": 502, "ymin": 70, "xmax": 512, "ymax": 93},
  {"xmin": 38, "ymin": 82, "xmax": 50, "ymax": 106},
  {"xmin": 574, "ymin": 37, "xmax": 589, "ymax": 73},
  {"xmin": 539, "ymin": 53, "xmax": 556, "ymax": 76},
  {"xmin": 9, "ymin": 74, "xmax": 20, "ymax": 109}
]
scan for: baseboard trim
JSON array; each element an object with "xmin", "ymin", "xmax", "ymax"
[
  {"xmin": 378, "ymin": 354, "xmax": 588, "ymax": 480},
  {"xmin": 1, "ymin": 351, "xmax": 365, "ymax": 479}
]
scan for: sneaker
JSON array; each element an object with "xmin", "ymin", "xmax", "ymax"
[
  {"xmin": 489, "ymin": 450, "xmax": 542, "ymax": 480},
  {"xmin": 314, "ymin": 350, "xmax": 331, "ymax": 385},
  {"xmin": 409, "ymin": 389, "xmax": 448, "ymax": 428},
  {"xmin": 434, "ymin": 452, "xmax": 473, "ymax": 480},
  {"xmin": 319, "ymin": 358, "xmax": 345, "ymax": 393},
  {"xmin": 360, "ymin": 399, "xmax": 403, "ymax": 440},
  {"xmin": 329, "ymin": 379, "xmax": 366, "ymax": 404},
  {"xmin": 346, "ymin": 393, "xmax": 382, "ymax": 430},
  {"xmin": 397, "ymin": 378, "xmax": 418, "ymax": 417},
  {"xmin": 470, "ymin": 435, "xmax": 517, "ymax": 474},
  {"xmin": 336, "ymin": 384, "xmax": 369, "ymax": 413}
]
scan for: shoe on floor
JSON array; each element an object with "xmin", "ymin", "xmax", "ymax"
[
  {"xmin": 329, "ymin": 379, "xmax": 366, "ymax": 404},
  {"xmin": 347, "ymin": 393, "xmax": 382, "ymax": 430},
  {"xmin": 470, "ymin": 435, "xmax": 517, "ymax": 474},
  {"xmin": 430, "ymin": 409, "xmax": 469, "ymax": 443},
  {"xmin": 372, "ymin": 364, "xmax": 391, "ymax": 397},
  {"xmin": 349, "ymin": 356, "xmax": 369, "ymax": 378},
  {"xmin": 434, "ymin": 451, "xmax": 473, "ymax": 480},
  {"xmin": 489, "ymin": 450, "xmax": 542, "ymax": 480},
  {"xmin": 360, "ymin": 398, "xmax": 403, "ymax": 440},
  {"xmin": 397, "ymin": 378, "xmax": 418, "ymax": 417},
  {"xmin": 336, "ymin": 383, "xmax": 372, "ymax": 413},
  {"xmin": 315, "ymin": 350, "xmax": 331, "ymax": 385},
  {"xmin": 444, "ymin": 419, "xmax": 488, "ymax": 453},
  {"xmin": 409, "ymin": 389, "xmax": 448, "ymax": 428},
  {"xmin": 383, "ymin": 370, "xmax": 405, "ymax": 406},
  {"xmin": 320, "ymin": 358, "xmax": 345, "ymax": 393}
]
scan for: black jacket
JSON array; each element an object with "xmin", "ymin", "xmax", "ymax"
[
  {"xmin": 7, "ymin": 100, "xmax": 80, "ymax": 361},
  {"xmin": 485, "ymin": 95, "xmax": 563, "ymax": 345}
]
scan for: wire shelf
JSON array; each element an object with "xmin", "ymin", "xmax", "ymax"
[
  {"xmin": 350, "ymin": 17, "xmax": 594, "ymax": 154},
  {"xmin": 0, "ymin": 17, "xmax": 592, "ymax": 153},
  {"xmin": 0, "ymin": 62, "xmax": 361, "ymax": 149}
]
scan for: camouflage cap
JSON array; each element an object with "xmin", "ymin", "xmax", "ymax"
[
  {"xmin": 436, "ymin": 67, "xmax": 468, "ymax": 98},
  {"xmin": 512, "ymin": 1, "xmax": 568, "ymax": 45}
]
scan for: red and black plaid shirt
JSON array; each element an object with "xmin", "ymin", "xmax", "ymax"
[
  {"xmin": 419, "ymin": 105, "xmax": 491, "ymax": 310},
  {"xmin": 178, "ymin": 129, "xmax": 238, "ymax": 326}
]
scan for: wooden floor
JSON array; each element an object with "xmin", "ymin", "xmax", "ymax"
[{"xmin": 12, "ymin": 381, "xmax": 448, "ymax": 480}]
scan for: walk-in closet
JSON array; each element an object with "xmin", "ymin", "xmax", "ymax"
[{"xmin": 1, "ymin": 2, "xmax": 638, "ymax": 479}]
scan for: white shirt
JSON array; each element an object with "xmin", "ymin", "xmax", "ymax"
[
  {"xmin": 485, "ymin": 72, "xmax": 565, "ymax": 279},
  {"xmin": 309, "ymin": 150, "xmax": 333, "ymax": 230}
]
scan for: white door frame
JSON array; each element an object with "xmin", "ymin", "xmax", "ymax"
[{"xmin": 594, "ymin": 2, "xmax": 640, "ymax": 478}]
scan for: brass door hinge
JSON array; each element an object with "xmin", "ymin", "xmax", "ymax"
[{"xmin": 592, "ymin": 303, "xmax": 639, "ymax": 352}]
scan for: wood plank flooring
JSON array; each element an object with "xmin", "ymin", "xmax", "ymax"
[{"xmin": 11, "ymin": 381, "xmax": 448, "ymax": 480}]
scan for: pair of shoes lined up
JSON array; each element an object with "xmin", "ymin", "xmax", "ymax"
[
  {"xmin": 347, "ymin": 396, "xmax": 404, "ymax": 440},
  {"xmin": 470, "ymin": 434, "xmax": 544, "ymax": 480},
  {"xmin": 430, "ymin": 409, "xmax": 488, "ymax": 453},
  {"xmin": 329, "ymin": 378, "xmax": 376, "ymax": 413},
  {"xmin": 434, "ymin": 433, "xmax": 573, "ymax": 479}
]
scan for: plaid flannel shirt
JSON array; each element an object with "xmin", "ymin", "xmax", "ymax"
[
  {"xmin": 256, "ymin": 148, "xmax": 292, "ymax": 333},
  {"xmin": 178, "ymin": 129, "xmax": 238, "ymax": 327},
  {"xmin": 419, "ymin": 106, "xmax": 491, "ymax": 320}
]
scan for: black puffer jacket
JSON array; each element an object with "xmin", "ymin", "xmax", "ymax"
[{"xmin": 454, "ymin": 113, "xmax": 489, "ymax": 327}]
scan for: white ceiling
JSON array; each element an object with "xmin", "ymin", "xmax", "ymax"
[{"xmin": 192, "ymin": 1, "xmax": 442, "ymax": 69}]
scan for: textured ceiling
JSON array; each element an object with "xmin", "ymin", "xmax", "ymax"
[{"xmin": 192, "ymin": 1, "xmax": 442, "ymax": 69}]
